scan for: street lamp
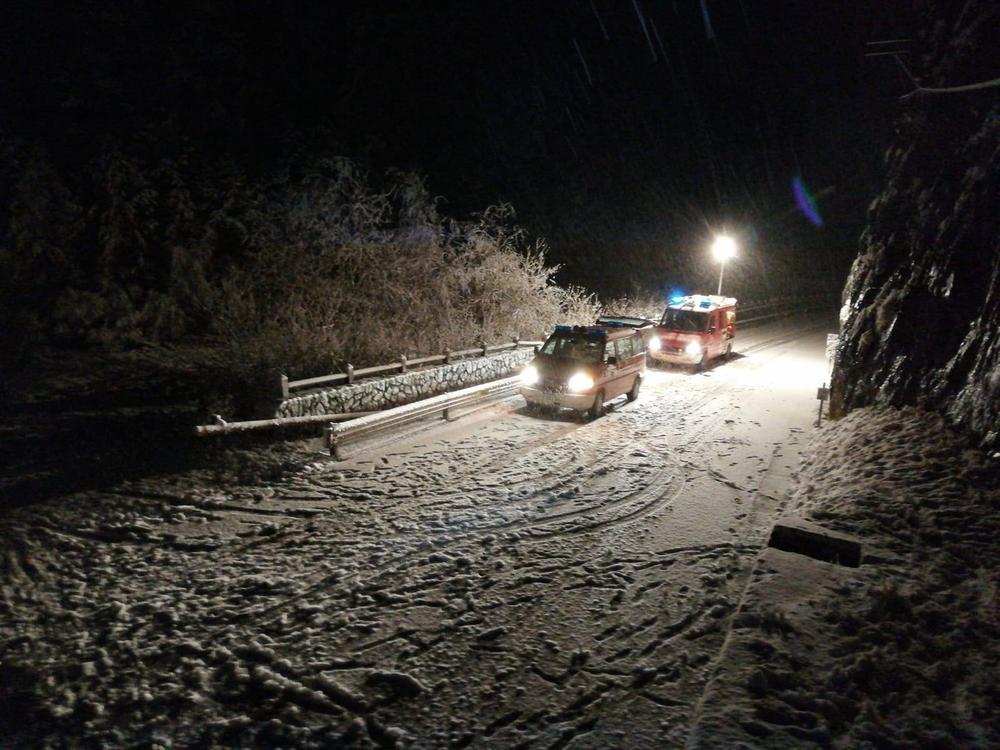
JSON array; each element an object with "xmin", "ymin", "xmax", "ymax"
[{"xmin": 711, "ymin": 235, "xmax": 738, "ymax": 295}]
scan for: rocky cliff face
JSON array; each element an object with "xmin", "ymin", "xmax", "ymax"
[{"xmin": 832, "ymin": 2, "xmax": 999, "ymax": 451}]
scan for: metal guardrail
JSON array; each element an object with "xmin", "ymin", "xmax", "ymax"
[
  {"xmin": 736, "ymin": 294, "xmax": 837, "ymax": 327},
  {"xmin": 194, "ymin": 410, "xmax": 375, "ymax": 437},
  {"xmin": 281, "ymin": 339, "xmax": 543, "ymax": 398},
  {"xmin": 325, "ymin": 376, "xmax": 521, "ymax": 459}
]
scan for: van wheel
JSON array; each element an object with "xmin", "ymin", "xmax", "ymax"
[
  {"xmin": 626, "ymin": 376, "xmax": 641, "ymax": 402},
  {"xmin": 525, "ymin": 401, "xmax": 541, "ymax": 415},
  {"xmin": 588, "ymin": 391, "xmax": 605, "ymax": 420},
  {"xmin": 725, "ymin": 343, "xmax": 733, "ymax": 359},
  {"xmin": 696, "ymin": 352, "xmax": 709, "ymax": 372}
]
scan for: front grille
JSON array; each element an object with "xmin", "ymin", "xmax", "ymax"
[{"xmin": 539, "ymin": 378, "xmax": 565, "ymax": 393}]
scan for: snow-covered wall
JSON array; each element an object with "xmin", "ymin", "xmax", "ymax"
[
  {"xmin": 831, "ymin": 2, "xmax": 1000, "ymax": 451},
  {"xmin": 275, "ymin": 347, "xmax": 534, "ymax": 418}
]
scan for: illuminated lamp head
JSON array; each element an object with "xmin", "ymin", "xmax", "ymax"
[{"xmin": 711, "ymin": 235, "xmax": 737, "ymax": 263}]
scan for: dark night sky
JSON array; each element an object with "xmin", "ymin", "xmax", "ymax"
[{"xmin": 1, "ymin": 0, "xmax": 916, "ymax": 295}]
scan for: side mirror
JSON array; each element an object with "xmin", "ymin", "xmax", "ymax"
[
  {"xmin": 708, "ymin": 326, "xmax": 716, "ymax": 334},
  {"xmin": 606, "ymin": 355, "xmax": 618, "ymax": 366}
]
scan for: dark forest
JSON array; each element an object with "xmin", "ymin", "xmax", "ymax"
[{"xmin": 1, "ymin": 0, "xmax": 911, "ymax": 368}]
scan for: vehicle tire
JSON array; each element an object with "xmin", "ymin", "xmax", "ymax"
[
  {"xmin": 626, "ymin": 376, "xmax": 641, "ymax": 402},
  {"xmin": 525, "ymin": 400, "xmax": 541, "ymax": 415},
  {"xmin": 725, "ymin": 343, "xmax": 733, "ymax": 359},
  {"xmin": 588, "ymin": 391, "xmax": 605, "ymax": 420},
  {"xmin": 696, "ymin": 352, "xmax": 709, "ymax": 372}
]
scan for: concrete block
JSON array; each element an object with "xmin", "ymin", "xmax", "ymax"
[{"xmin": 767, "ymin": 514, "xmax": 862, "ymax": 568}]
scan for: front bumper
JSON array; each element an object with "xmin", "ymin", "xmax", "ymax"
[
  {"xmin": 648, "ymin": 349, "xmax": 701, "ymax": 365},
  {"xmin": 520, "ymin": 386, "xmax": 594, "ymax": 411}
]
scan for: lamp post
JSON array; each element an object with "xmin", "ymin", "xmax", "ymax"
[{"xmin": 711, "ymin": 235, "xmax": 738, "ymax": 296}]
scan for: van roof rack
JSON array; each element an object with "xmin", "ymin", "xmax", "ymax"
[{"xmin": 554, "ymin": 324, "xmax": 608, "ymax": 336}]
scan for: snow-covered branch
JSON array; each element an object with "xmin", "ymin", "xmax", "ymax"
[{"xmin": 901, "ymin": 76, "xmax": 1000, "ymax": 100}]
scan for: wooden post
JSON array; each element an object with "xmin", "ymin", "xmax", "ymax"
[
  {"xmin": 444, "ymin": 348, "xmax": 452, "ymax": 364},
  {"xmin": 346, "ymin": 363, "xmax": 354, "ymax": 385},
  {"xmin": 481, "ymin": 342, "xmax": 489, "ymax": 357},
  {"xmin": 280, "ymin": 374, "xmax": 290, "ymax": 400},
  {"xmin": 400, "ymin": 354, "xmax": 408, "ymax": 372}
]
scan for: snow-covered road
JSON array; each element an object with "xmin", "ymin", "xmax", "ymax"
[{"xmin": 1, "ymin": 316, "xmax": 836, "ymax": 748}]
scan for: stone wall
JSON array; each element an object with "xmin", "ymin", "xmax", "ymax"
[
  {"xmin": 275, "ymin": 347, "xmax": 535, "ymax": 418},
  {"xmin": 831, "ymin": 1, "xmax": 1000, "ymax": 452}
]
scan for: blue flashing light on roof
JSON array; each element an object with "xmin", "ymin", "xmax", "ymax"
[
  {"xmin": 597, "ymin": 318, "xmax": 628, "ymax": 328},
  {"xmin": 554, "ymin": 324, "xmax": 573, "ymax": 333},
  {"xmin": 670, "ymin": 295, "xmax": 686, "ymax": 304},
  {"xmin": 699, "ymin": 299, "xmax": 711, "ymax": 308}
]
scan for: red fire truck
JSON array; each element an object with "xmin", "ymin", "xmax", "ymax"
[{"xmin": 647, "ymin": 294, "xmax": 737, "ymax": 370}]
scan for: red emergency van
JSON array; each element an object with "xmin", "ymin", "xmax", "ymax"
[
  {"xmin": 521, "ymin": 324, "xmax": 646, "ymax": 419},
  {"xmin": 647, "ymin": 294, "xmax": 737, "ymax": 370}
]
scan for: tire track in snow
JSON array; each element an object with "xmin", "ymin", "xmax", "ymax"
[
  {"xmin": 219, "ymin": 424, "xmax": 689, "ymax": 633},
  {"xmin": 218, "ymin": 357, "xmax": 752, "ymax": 643}
]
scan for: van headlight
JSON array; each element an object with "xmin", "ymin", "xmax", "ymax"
[
  {"xmin": 567, "ymin": 372, "xmax": 594, "ymax": 393},
  {"xmin": 685, "ymin": 341, "xmax": 703, "ymax": 356},
  {"xmin": 521, "ymin": 365, "xmax": 539, "ymax": 386},
  {"xmin": 648, "ymin": 336, "xmax": 661, "ymax": 352}
]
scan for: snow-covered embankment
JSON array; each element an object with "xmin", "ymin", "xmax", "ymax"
[{"xmin": 690, "ymin": 406, "xmax": 999, "ymax": 748}]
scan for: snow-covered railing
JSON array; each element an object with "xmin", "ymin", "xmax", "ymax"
[
  {"xmin": 326, "ymin": 376, "xmax": 521, "ymax": 459},
  {"xmin": 280, "ymin": 338, "xmax": 543, "ymax": 398}
]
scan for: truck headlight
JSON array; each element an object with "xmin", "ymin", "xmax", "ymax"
[
  {"xmin": 685, "ymin": 341, "xmax": 703, "ymax": 356},
  {"xmin": 648, "ymin": 336, "xmax": 661, "ymax": 352},
  {"xmin": 521, "ymin": 365, "xmax": 539, "ymax": 386},
  {"xmin": 567, "ymin": 372, "xmax": 594, "ymax": 393}
]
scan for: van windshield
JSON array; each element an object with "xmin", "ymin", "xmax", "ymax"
[
  {"xmin": 660, "ymin": 309, "xmax": 709, "ymax": 332},
  {"xmin": 540, "ymin": 334, "xmax": 604, "ymax": 363}
]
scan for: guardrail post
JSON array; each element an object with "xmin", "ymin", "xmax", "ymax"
[
  {"xmin": 444, "ymin": 347, "xmax": 452, "ymax": 364},
  {"xmin": 400, "ymin": 354, "xmax": 408, "ymax": 373},
  {"xmin": 513, "ymin": 335, "xmax": 520, "ymax": 348},
  {"xmin": 481, "ymin": 341, "xmax": 489, "ymax": 357},
  {"xmin": 325, "ymin": 424, "xmax": 342, "ymax": 459},
  {"xmin": 346, "ymin": 363, "xmax": 354, "ymax": 385},
  {"xmin": 279, "ymin": 374, "xmax": 290, "ymax": 400}
]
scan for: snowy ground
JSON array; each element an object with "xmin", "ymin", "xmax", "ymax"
[
  {"xmin": 7, "ymin": 315, "xmax": 965, "ymax": 749},
  {"xmin": 691, "ymin": 406, "xmax": 1000, "ymax": 749}
]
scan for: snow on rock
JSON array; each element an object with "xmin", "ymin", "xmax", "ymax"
[
  {"xmin": 277, "ymin": 348, "xmax": 534, "ymax": 419},
  {"xmin": 832, "ymin": 2, "xmax": 1000, "ymax": 453}
]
